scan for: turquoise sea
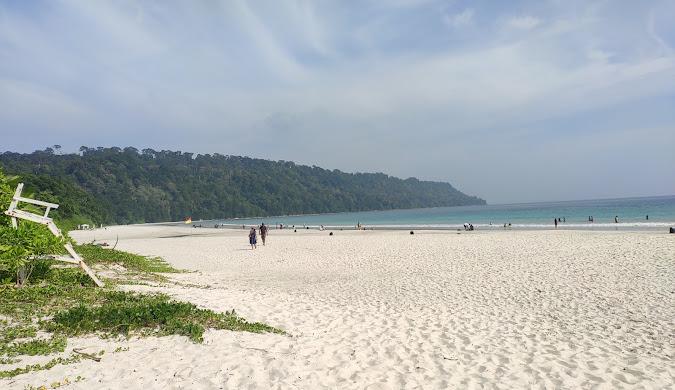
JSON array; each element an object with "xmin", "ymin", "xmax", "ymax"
[{"xmin": 197, "ymin": 196, "xmax": 675, "ymax": 231}]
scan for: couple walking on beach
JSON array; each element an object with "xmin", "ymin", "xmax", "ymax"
[{"xmin": 249, "ymin": 223, "xmax": 268, "ymax": 249}]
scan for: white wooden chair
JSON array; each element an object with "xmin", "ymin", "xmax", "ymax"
[{"xmin": 5, "ymin": 183, "xmax": 105, "ymax": 287}]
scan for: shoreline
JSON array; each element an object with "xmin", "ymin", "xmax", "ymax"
[
  {"xmin": 6, "ymin": 227, "xmax": 674, "ymax": 389},
  {"xmin": 174, "ymin": 195, "xmax": 675, "ymax": 232},
  {"xmin": 99, "ymin": 221, "xmax": 675, "ymax": 234}
]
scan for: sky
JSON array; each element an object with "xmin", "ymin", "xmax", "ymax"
[{"xmin": 1, "ymin": 0, "xmax": 674, "ymax": 204}]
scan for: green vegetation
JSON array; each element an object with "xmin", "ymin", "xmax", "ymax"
[
  {"xmin": 0, "ymin": 169, "xmax": 66, "ymax": 286},
  {"xmin": 0, "ymin": 246, "xmax": 287, "ymax": 379},
  {"xmin": 10, "ymin": 174, "xmax": 108, "ymax": 232},
  {"xmin": 0, "ymin": 169, "xmax": 287, "ymax": 381},
  {"xmin": 76, "ymin": 244, "xmax": 178, "ymax": 275},
  {"xmin": 1, "ymin": 354, "xmax": 84, "ymax": 379},
  {"xmin": 0, "ymin": 224, "xmax": 64, "ymax": 286},
  {"xmin": 0, "ymin": 146, "xmax": 486, "ymax": 225},
  {"xmin": 45, "ymin": 294, "xmax": 281, "ymax": 343}
]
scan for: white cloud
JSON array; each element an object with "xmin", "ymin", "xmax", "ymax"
[
  {"xmin": 506, "ymin": 15, "xmax": 542, "ymax": 30},
  {"xmin": 0, "ymin": 79, "xmax": 90, "ymax": 129},
  {"xmin": 1, "ymin": 0, "xmax": 674, "ymax": 203},
  {"xmin": 287, "ymin": 0, "xmax": 336, "ymax": 58},
  {"xmin": 232, "ymin": 0, "xmax": 309, "ymax": 82},
  {"xmin": 647, "ymin": 9, "xmax": 673, "ymax": 57},
  {"xmin": 443, "ymin": 8, "xmax": 474, "ymax": 29},
  {"xmin": 58, "ymin": 0, "xmax": 167, "ymax": 63},
  {"xmin": 586, "ymin": 48, "xmax": 613, "ymax": 63}
]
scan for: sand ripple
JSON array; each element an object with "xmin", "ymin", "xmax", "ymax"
[{"xmin": 6, "ymin": 228, "xmax": 672, "ymax": 389}]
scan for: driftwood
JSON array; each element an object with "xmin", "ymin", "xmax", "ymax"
[{"xmin": 73, "ymin": 347, "xmax": 102, "ymax": 362}]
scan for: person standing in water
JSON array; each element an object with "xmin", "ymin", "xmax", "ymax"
[{"xmin": 249, "ymin": 226, "xmax": 257, "ymax": 249}]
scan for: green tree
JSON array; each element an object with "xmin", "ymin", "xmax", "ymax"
[{"xmin": 0, "ymin": 147, "xmax": 486, "ymax": 224}]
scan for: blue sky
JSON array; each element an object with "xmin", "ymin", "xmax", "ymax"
[{"xmin": 1, "ymin": 0, "xmax": 674, "ymax": 204}]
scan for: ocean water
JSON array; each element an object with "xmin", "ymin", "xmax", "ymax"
[{"xmin": 201, "ymin": 196, "xmax": 675, "ymax": 231}]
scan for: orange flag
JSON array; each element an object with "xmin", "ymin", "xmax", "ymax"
[{"xmin": 185, "ymin": 218, "xmax": 192, "ymax": 224}]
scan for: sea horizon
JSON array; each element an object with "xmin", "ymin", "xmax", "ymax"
[{"xmin": 488, "ymin": 194, "xmax": 675, "ymax": 207}]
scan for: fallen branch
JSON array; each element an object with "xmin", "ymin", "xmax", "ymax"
[{"xmin": 73, "ymin": 347, "xmax": 101, "ymax": 362}]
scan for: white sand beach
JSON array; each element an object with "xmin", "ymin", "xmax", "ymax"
[{"xmin": 5, "ymin": 226, "xmax": 674, "ymax": 389}]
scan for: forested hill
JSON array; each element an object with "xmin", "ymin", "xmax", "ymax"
[{"xmin": 0, "ymin": 147, "xmax": 486, "ymax": 225}]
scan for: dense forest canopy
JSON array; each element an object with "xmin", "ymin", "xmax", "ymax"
[{"xmin": 0, "ymin": 147, "xmax": 486, "ymax": 226}]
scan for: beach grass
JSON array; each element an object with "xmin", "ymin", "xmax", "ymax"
[
  {"xmin": 0, "ymin": 244, "xmax": 287, "ymax": 379},
  {"xmin": 74, "ymin": 244, "xmax": 181, "ymax": 273}
]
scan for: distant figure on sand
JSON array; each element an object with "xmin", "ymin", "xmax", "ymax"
[
  {"xmin": 615, "ymin": 216, "xmax": 619, "ymax": 223},
  {"xmin": 259, "ymin": 223, "xmax": 268, "ymax": 246},
  {"xmin": 555, "ymin": 218, "xmax": 558, "ymax": 229},
  {"xmin": 249, "ymin": 227, "xmax": 257, "ymax": 249}
]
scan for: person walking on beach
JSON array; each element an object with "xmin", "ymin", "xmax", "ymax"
[
  {"xmin": 259, "ymin": 223, "xmax": 268, "ymax": 246},
  {"xmin": 615, "ymin": 216, "xmax": 619, "ymax": 223},
  {"xmin": 249, "ymin": 226, "xmax": 257, "ymax": 249},
  {"xmin": 554, "ymin": 218, "xmax": 558, "ymax": 229}
]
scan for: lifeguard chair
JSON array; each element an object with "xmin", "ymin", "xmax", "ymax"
[{"xmin": 4, "ymin": 183, "xmax": 105, "ymax": 287}]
